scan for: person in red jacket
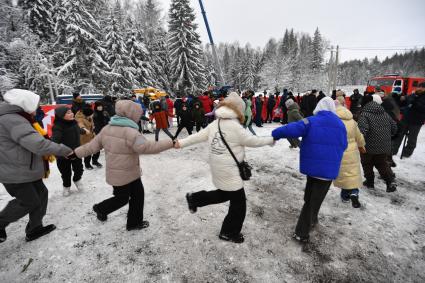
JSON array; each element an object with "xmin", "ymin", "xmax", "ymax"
[
  {"xmin": 199, "ymin": 91, "xmax": 214, "ymax": 124},
  {"xmin": 150, "ymin": 102, "xmax": 174, "ymax": 142},
  {"xmin": 165, "ymin": 96, "xmax": 174, "ymax": 128}
]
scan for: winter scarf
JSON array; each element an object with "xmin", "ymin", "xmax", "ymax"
[{"xmin": 109, "ymin": 115, "xmax": 139, "ymax": 130}]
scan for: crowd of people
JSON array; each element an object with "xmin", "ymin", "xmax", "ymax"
[{"xmin": 0, "ymin": 82, "xmax": 424, "ymax": 245}]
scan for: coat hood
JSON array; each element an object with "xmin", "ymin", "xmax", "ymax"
[
  {"xmin": 313, "ymin": 97, "xmax": 336, "ymax": 115},
  {"xmin": 114, "ymin": 100, "xmax": 143, "ymax": 123},
  {"xmin": 3, "ymin": 89, "xmax": 40, "ymax": 114},
  {"xmin": 336, "ymin": 105, "xmax": 353, "ymax": 120},
  {"xmin": 216, "ymin": 92, "xmax": 245, "ymax": 123},
  {"xmin": 363, "ymin": 101, "xmax": 385, "ymax": 114},
  {"xmin": 215, "ymin": 105, "xmax": 240, "ymax": 121},
  {"xmin": 287, "ymin": 102, "xmax": 300, "ymax": 111}
]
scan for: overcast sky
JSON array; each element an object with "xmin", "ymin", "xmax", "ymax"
[{"xmin": 157, "ymin": 0, "xmax": 425, "ymax": 62}]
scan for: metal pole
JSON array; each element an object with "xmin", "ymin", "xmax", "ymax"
[
  {"xmin": 328, "ymin": 48, "xmax": 334, "ymax": 95},
  {"xmin": 332, "ymin": 45, "xmax": 339, "ymax": 91},
  {"xmin": 198, "ymin": 0, "xmax": 225, "ymax": 86}
]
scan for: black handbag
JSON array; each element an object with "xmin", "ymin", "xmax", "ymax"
[{"xmin": 218, "ymin": 119, "xmax": 252, "ymax": 181}]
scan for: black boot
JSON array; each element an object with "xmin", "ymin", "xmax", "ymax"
[
  {"xmin": 93, "ymin": 204, "xmax": 107, "ymax": 222},
  {"xmin": 386, "ymin": 181, "xmax": 397, "ymax": 193},
  {"xmin": 127, "ymin": 221, "xmax": 149, "ymax": 231},
  {"xmin": 219, "ymin": 233, "xmax": 245, "ymax": 244},
  {"xmin": 25, "ymin": 224, "xmax": 56, "ymax": 242},
  {"xmin": 0, "ymin": 228, "xmax": 6, "ymax": 243},
  {"xmin": 363, "ymin": 179, "xmax": 374, "ymax": 189},
  {"xmin": 350, "ymin": 195, "xmax": 361, "ymax": 208},
  {"xmin": 186, "ymin": 193, "xmax": 197, "ymax": 213},
  {"xmin": 92, "ymin": 161, "xmax": 103, "ymax": 168}
]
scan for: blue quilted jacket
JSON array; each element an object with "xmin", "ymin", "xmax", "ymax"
[{"xmin": 272, "ymin": 111, "xmax": 348, "ymax": 180}]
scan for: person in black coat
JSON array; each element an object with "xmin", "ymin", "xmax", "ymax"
[
  {"xmin": 51, "ymin": 107, "xmax": 86, "ymax": 196},
  {"xmin": 102, "ymin": 95, "xmax": 116, "ymax": 117},
  {"xmin": 317, "ymin": 91, "xmax": 326, "ymax": 102},
  {"xmin": 392, "ymin": 85, "xmax": 425, "ymax": 158},
  {"xmin": 91, "ymin": 101, "xmax": 110, "ymax": 168},
  {"xmin": 71, "ymin": 92, "xmax": 84, "ymax": 115},
  {"xmin": 254, "ymin": 95, "xmax": 263, "ymax": 127},
  {"xmin": 300, "ymin": 90, "xmax": 318, "ymax": 117},
  {"xmin": 174, "ymin": 95, "xmax": 184, "ymax": 126},
  {"xmin": 349, "ymin": 89, "xmax": 363, "ymax": 120},
  {"xmin": 173, "ymin": 103, "xmax": 193, "ymax": 139},
  {"xmin": 266, "ymin": 94, "xmax": 276, "ymax": 123}
]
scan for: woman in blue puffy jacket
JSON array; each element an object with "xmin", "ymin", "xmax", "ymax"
[{"xmin": 272, "ymin": 97, "xmax": 347, "ymax": 243}]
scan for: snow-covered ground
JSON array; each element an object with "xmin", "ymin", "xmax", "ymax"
[{"xmin": 1, "ymin": 124, "xmax": 424, "ymax": 282}]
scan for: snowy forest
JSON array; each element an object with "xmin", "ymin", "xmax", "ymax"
[{"xmin": 1, "ymin": 0, "xmax": 424, "ymax": 101}]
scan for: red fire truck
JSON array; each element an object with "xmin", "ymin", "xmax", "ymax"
[{"xmin": 367, "ymin": 74, "xmax": 425, "ymax": 95}]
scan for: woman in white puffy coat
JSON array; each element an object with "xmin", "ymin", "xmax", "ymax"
[{"xmin": 176, "ymin": 92, "xmax": 274, "ymax": 243}]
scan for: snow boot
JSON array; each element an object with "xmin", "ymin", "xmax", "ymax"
[
  {"xmin": 92, "ymin": 161, "xmax": 103, "ymax": 168},
  {"xmin": 185, "ymin": 193, "xmax": 197, "ymax": 213},
  {"xmin": 292, "ymin": 233, "xmax": 309, "ymax": 243},
  {"xmin": 0, "ymin": 228, "xmax": 6, "ymax": 243},
  {"xmin": 62, "ymin": 186, "xmax": 71, "ymax": 197},
  {"xmin": 386, "ymin": 181, "xmax": 397, "ymax": 193},
  {"xmin": 74, "ymin": 180, "xmax": 85, "ymax": 191},
  {"xmin": 25, "ymin": 224, "xmax": 56, "ymax": 242},
  {"xmin": 85, "ymin": 165, "xmax": 94, "ymax": 170},
  {"xmin": 127, "ymin": 221, "xmax": 149, "ymax": 231},
  {"xmin": 92, "ymin": 204, "xmax": 107, "ymax": 222},
  {"xmin": 363, "ymin": 179, "xmax": 374, "ymax": 189},
  {"xmin": 219, "ymin": 233, "xmax": 244, "ymax": 244},
  {"xmin": 350, "ymin": 195, "xmax": 361, "ymax": 208}
]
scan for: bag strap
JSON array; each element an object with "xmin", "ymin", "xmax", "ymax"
[{"xmin": 218, "ymin": 119, "xmax": 241, "ymax": 166}]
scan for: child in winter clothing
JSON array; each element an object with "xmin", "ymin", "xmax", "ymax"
[
  {"xmin": 150, "ymin": 102, "xmax": 174, "ymax": 142},
  {"xmin": 192, "ymin": 101, "xmax": 206, "ymax": 132},
  {"xmin": 176, "ymin": 92, "xmax": 274, "ymax": 243},
  {"xmin": 285, "ymin": 98, "xmax": 303, "ymax": 148},
  {"xmin": 92, "ymin": 101, "xmax": 110, "ymax": 168},
  {"xmin": 358, "ymin": 99, "xmax": 398, "ymax": 192},
  {"xmin": 75, "ymin": 107, "xmax": 95, "ymax": 170},
  {"xmin": 272, "ymin": 97, "xmax": 348, "ymax": 242},
  {"xmin": 51, "ymin": 107, "xmax": 86, "ymax": 196},
  {"xmin": 74, "ymin": 100, "xmax": 173, "ymax": 231},
  {"xmin": 333, "ymin": 98, "xmax": 365, "ymax": 208},
  {"xmin": 173, "ymin": 103, "xmax": 193, "ymax": 139}
]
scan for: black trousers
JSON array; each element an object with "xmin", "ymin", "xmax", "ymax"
[
  {"xmin": 295, "ymin": 176, "xmax": 331, "ymax": 238},
  {"xmin": 92, "ymin": 152, "xmax": 101, "ymax": 163},
  {"xmin": 174, "ymin": 124, "xmax": 193, "ymax": 138},
  {"xmin": 56, "ymin": 157, "xmax": 84, "ymax": 187},
  {"xmin": 191, "ymin": 188, "xmax": 246, "ymax": 237},
  {"xmin": 0, "ymin": 180, "xmax": 48, "ymax": 234},
  {"xmin": 84, "ymin": 156, "xmax": 93, "ymax": 167},
  {"xmin": 95, "ymin": 178, "xmax": 145, "ymax": 228},
  {"xmin": 195, "ymin": 122, "xmax": 205, "ymax": 132},
  {"xmin": 360, "ymin": 153, "xmax": 393, "ymax": 182},
  {"xmin": 266, "ymin": 109, "xmax": 274, "ymax": 122},
  {"xmin": 392, "ymin": 123, "xmax": 422, "ymax": 157}
]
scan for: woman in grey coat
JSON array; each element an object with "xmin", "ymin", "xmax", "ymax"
[{"xmin": 0, "ymin": 89, "xmax": 72, "ymax": 243}]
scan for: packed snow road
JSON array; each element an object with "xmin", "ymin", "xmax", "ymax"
[{"xmin": 1, "ymin": 125, "xmax": 424, "ymax": 282}]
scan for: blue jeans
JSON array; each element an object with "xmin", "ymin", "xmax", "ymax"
[{"xmin": 340, "ymin": 189, "xmax": 359, "ymax": 201}]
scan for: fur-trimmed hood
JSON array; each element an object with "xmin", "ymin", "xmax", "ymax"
[{"xmin": 216, "ymin": 102, "xmax": 245, "ymax": 124}]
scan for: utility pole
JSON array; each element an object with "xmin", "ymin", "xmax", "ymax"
[
  {"xmin": 328, "ymin": 47, "xmax": 334, "ymax": 95},
  {"xmin": 332, "ymin": 45, "xmax": 339, "ymax": 92},
  {"xmin": 198, "ymin": 0, "xmax": 225, "ymax": 87}
]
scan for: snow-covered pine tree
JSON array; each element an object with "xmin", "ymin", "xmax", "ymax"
[
  {"xmin": 56, "ymin": 0, "xmax": 110, "ymax": 92},
  {"xmin": 168, "ymin": 0, "xmax": 206, "ymax": 94},
  {"xmin": 126, "ymin": 29, "xmax": 154, "ymax": 88},
  {"xmin": 203, "ymin": 44, "xmax": 218, "ymax": 87},
  {"xmin": 311, "ymin": 27, "xmax": 323, "ymax": 72},
  {"xmin": 19, "ymin": 0, "xmax": 55, "ymax": 41},
  {"xmin": 104, "ymin": 7, "xmax": 137, "ymax": 95}
]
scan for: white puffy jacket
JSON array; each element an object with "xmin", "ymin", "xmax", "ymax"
[{"xmin": 179, "ymin": 106, "xmax": 274, "ymax": 191}]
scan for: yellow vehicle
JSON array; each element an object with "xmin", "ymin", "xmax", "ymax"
[{"xmin": 133, "ymin": 87, "xmax": 168, "ymax": 100}]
